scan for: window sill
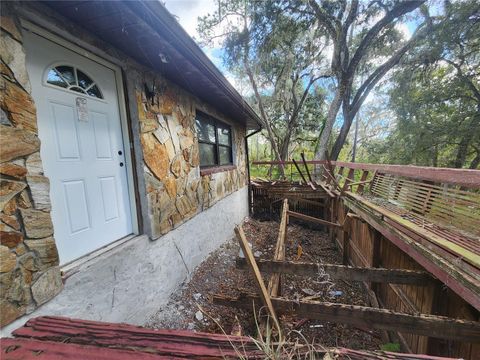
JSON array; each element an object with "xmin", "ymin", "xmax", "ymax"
[{"xmin": 200, "ymin": 164, "xmax": 237, "ymax": 176}]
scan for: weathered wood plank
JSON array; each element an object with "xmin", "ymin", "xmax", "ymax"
[
  {"xmin": 343, "ymin": 213, "xmax": 350, "ymax": 265},
  {"xmin": 287, "ymin": 210, "xmax": 343, "ymax": 228},
  {"xmin": 267, "ymin": 199, "xmax": 288, "ymax": 297},
  {"xmin": 292, "ymin": 158, "xmax": 307, "ymax": 184},
  {"xmin": 9, "ymin": 316, "xmax": 262, "ymax": 359},
  {"xmin": 234, "ymin": 225, "xmax": 281, "ymax": 333},
  {"xmin": 236, "ymin": 259, "xmax": 433, "ymax": 285},
  {"xmin": 212, "ymin": 294, "xmax": 480, "ymax": 343},
  {"xmin": 347, "ymin": 192, "xmax": 480, "ymax": 268},
  {"xmin": 1, "ymin": 338, "xmax": 165, "ymax": 360},
  {"xmin": 343, "ymin": 197, "xmax": 480, "ymax": 312},
  {"xmin": 287, "ymin": 197, "xmax": 326, "ymax": 207}
]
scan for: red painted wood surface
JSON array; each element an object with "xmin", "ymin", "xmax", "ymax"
[
  {"xmin": 1, "ymin": 338, "xmax": 176, "ymax": 360},
  {"xmin": 3, "ymin": 316, "xmax": 463, "ymax": 359},
  {"xmin": 10, "ymin": 316, "xmax": 261, "ymax": 359}
]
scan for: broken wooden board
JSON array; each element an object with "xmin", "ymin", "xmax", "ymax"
[
  {"xmin": 287, "ymin": 210, "xmax": 343, "ymax": 228},
  {"xmin": 234, "ymin": 225, "xmax": 281, "ymax": 333},
  {"xmin": 236, "ymin": 259, "xmax": 433, "ymax": 285},
  {"xmin": 268, "ymin": 199, "xmax": 288, "ymax": 297},
  {"xmin": 212, "ymin": 294, "xmax": 480, "ymax": 343}
]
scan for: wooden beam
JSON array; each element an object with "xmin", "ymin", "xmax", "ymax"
[
  {"xmin": 234, "ymin": 226, "xmax": 280, "ymax": 332},
  {"xmin": 356, "ymin": 170, "xmax": 370, "ymax": 194},
  {"xmin": 212, "ymin": 294, "xmax": 480, "ymax": 343},
  {"xmin": 301, "ymin": 152, "xmax": 315, "ymax": 185},
  {"xmin": 292, "ymin": 158, "xmax": 307, "ymax": 184},
  {"xmin": 236, "ymin": 259, "xmax": 433, "ymax": 285},
  {"xmin": 287, "ymin": 210, "xmax": 342, "ymax": 228},
  {"xmin": 318, "ymin": 182, "xmax": 336, "ymax": 198},
  {"xmin": 342, "ymin": 213, "xmax": 350, "ymax": 265},
  {"xmin": 286, "ymin": 197, "xmax": 325, "ymax": 208},
  {"xmin": 388, "ymin": 283, "xmax": 419, "ymax": 315},
  {"xmin": 268, "ymin": 199, "xmax": 288, "ymax": 297},
  {"xmin": 346, "ymin": 179, "xmax": 372, "ymax": 188},
  {"xmin": 342, "ymin": 168, "xmax": 355, "ymax": 191}
]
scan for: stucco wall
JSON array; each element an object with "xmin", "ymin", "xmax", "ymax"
[{"xmin": 0, "ymin": 9, "xmax": 62, "ymax": 327}]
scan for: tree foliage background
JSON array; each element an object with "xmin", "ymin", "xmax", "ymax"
[{"xmin": 197, "ymin": 0, "xmax": 480, "ymax": 170}]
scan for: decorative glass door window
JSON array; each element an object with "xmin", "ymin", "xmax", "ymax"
[
  {"xmin": 195, "ymin": 112, "xmax": 233, "ymax": 167},
  {"xmin": 46, "ymin": 65, "xmax": 103, "ymax": 99}
]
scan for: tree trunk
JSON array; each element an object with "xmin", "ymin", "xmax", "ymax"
[
  {"xmin": 331, "ymin": 110, "xmax": 354, "ymax": 161},
  {"xmin": 314, "ymin": 88, "xmax": 344, "ymax": 162},
  {"xmin": 469, "ymin": 151, "xmax": 480, "ymax": 169},
  {"xmin": 454, "ymin": 110, "xmax": 479, "ymax": 168}
]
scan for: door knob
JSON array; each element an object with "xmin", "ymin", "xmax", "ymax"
[{"xmin": 119, "ymin": 162, "xmax": 124, "ymax": 167}]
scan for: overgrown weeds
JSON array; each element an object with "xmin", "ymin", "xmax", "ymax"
[{"xmin": 198, "ymin": 303, "xmax": 328, "ymax": 359}]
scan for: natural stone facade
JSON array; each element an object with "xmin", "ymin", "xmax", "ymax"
[
  {"xmin": 0, "ymin": 12, "xmax": 62, "ymax": 327},
  {"xmin": 134, "ymin": 74, "xmax": 247, "ymax": 239}
]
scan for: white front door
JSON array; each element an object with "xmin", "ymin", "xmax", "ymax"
[{"xmin": 24, "ymin": 31, "xmax": 133, "ymax": 264}]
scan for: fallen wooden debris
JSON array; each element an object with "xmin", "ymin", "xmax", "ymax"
[
  {"xmin": 318, "ymin": 182, "xmax": 336, "ymax": 198},
  {"xmin": 234, "ymin": 225, "xmax": 281, "ymax": 334},
  {"xmin": 292, "ymin": 158, "xmax": 308, "ymax": 185},
  {"xmin": 236, "ymin": 259, "xmax": 433, "ymax": 285},
  {"xmin": 212, "ymin": 293, "xmax": 480, "ymax": 343},
  {"xmin": 301, "ymin": 152, "xmax": 316, "ymax": 187}
]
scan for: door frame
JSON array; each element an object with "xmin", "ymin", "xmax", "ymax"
[{"xmin": 21, "ymin": 20, "xmax": 140, "ymax": 238}]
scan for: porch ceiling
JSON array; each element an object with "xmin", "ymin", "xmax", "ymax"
[{"xmin": 44, "ymin": 0, "xmax": 262, "ymax": 130}]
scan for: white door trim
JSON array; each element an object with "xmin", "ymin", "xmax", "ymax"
[{"xmin": 21, "ymin": 20, "xmax": 139, "ymax": 237}]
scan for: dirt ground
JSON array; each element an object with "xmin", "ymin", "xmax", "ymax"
[{"xmin": 146, "ymin": 217, "xmax": 382, "ymax": 351}]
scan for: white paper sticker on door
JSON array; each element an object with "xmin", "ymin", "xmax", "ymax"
[{"xmin": 76, "ymin": 97, "xmax": 89, "ymax": 122}]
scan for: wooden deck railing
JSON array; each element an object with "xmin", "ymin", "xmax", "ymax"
[{"xmin": 251, "ymin": 160, "xmax": 480, "ymax": 188}]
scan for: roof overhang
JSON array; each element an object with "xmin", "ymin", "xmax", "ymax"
[{"xmin": 43, "ymin": 0, "xmax": 262, "ymax": 130}]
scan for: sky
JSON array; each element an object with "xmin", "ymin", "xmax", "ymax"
[
  {"xmin": 164, "ymin": 0, "xmax": 254, "ymax": 93},
  {"xmin": 163, "ymin": 0, "xmax": 220, "ymax": 63}
]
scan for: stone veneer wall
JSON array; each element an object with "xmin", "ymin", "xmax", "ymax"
[
  {"xmin": 0, "ymin": 12, "xmax": 62, "ymax": 327},
  {"xmin": 134, "ymin": 73, "xmax": 248, "ymax": 239}
]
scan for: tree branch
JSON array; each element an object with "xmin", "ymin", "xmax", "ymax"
[
  {"xmin": 347, "ymin": 0, "xmax": 425, "ymax": 76},
  {"xmin": 308, "ymin": 0, "xmax": 337, "ymax": 38},
  {"xmin": 349, "ymin": 23, "xmax": 429, "ymax": 117}
]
